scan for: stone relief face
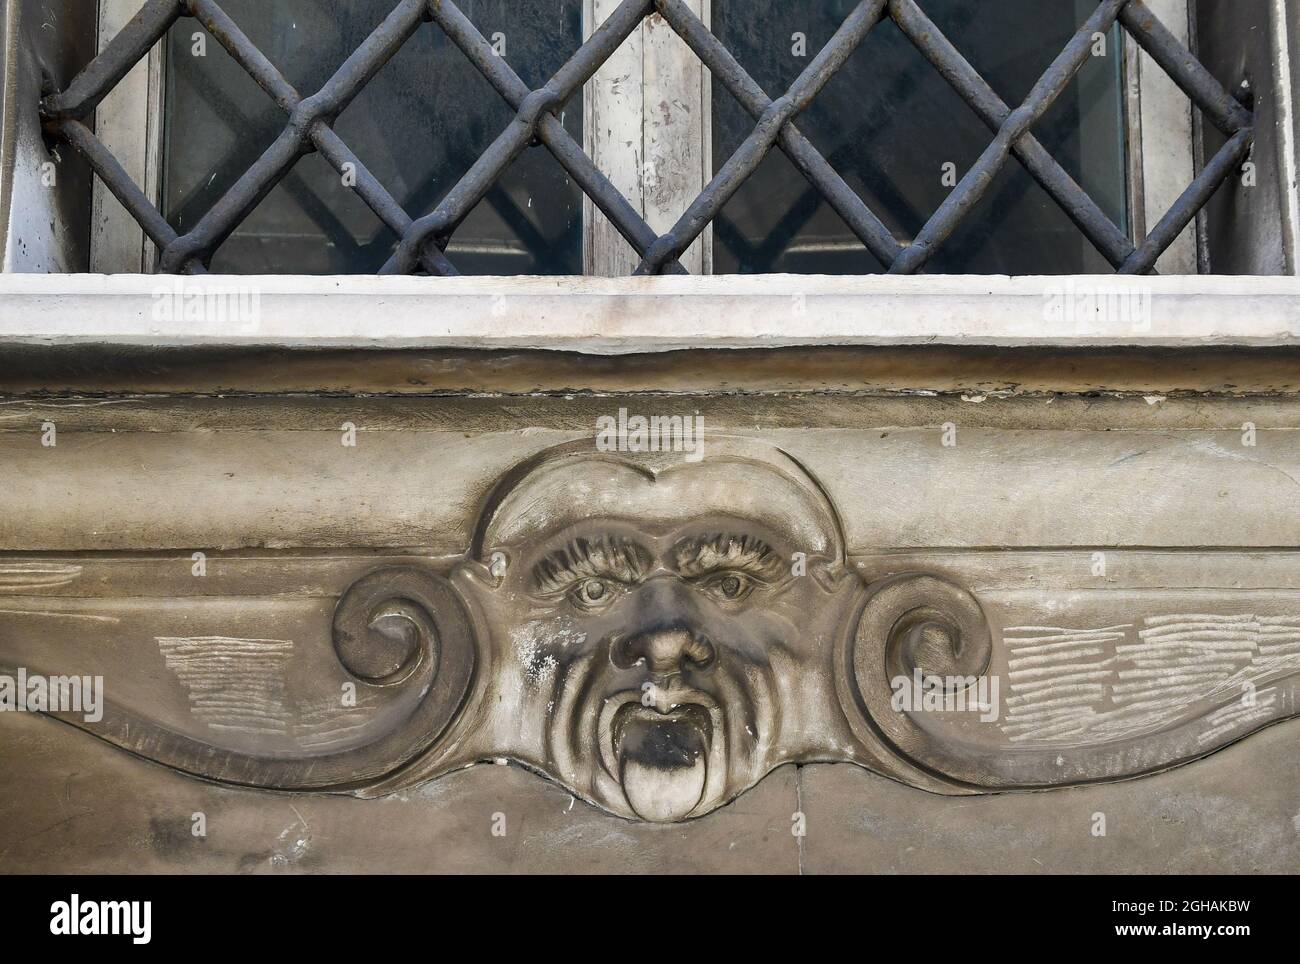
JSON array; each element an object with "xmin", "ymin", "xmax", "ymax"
[
  {"xmin": 7, "ymin": 436, "xmax": 1300, "ymax": 824},
  {"xmin": 462, "ymin": 446, "xmax": 863, "ymax": 821}
]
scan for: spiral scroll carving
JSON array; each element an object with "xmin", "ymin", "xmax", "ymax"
[
  {"xmin": 841, "ymin": 572, "xmax": 996, "ymax": 787},
  {"xmin": 330, "ymin": 565, "xmax": 476, "ymax": 719},
  {"xmin": 873, "ymin": 575, "xmax": 992, "ymax": 686}
]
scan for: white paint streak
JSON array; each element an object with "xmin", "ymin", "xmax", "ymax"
[
  {"xmin": 0, "ymin": 562, "xmax": 82, "ymax": 591},
  {"xmin": 1000, "ymin": 613, "xmax": 1300, "ymax": 745},
  {"xmin": 157, "ymin": 635, "xmax": 294, "ymax": 735}
]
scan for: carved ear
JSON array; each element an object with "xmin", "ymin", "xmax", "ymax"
[
  {"xmin": 840, "ymin": 571, "xmax": 1300, "ymax": 790},
  {"xmin": 0, "ymin": 565, "xmax": 477, "ymax": 791}
]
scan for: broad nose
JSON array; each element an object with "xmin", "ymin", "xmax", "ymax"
[{"xmin": 611, "ymin": 626, "xmax": 716, "ymax": 673}]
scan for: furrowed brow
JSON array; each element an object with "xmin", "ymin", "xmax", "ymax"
[
  {"xmin": 672, "ymin": 533, "xmax": 785, "ymax": 581},
  {"xmin": 531, "ymin": 535, "xmax": 653, "ymax": 594}
]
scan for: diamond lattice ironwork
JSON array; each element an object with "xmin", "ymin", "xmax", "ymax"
[{"xmin": 39, "ymin": 0, "xmax": 1255, "ymax": 276}]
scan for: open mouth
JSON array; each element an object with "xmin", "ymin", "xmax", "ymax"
[{"xmin": 610, "ymin": 701, "xmax": 713, "ymax": 822}]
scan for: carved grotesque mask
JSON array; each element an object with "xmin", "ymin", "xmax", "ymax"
[
  {"xmin": 9, "ymin": 436, "xmax": 1298, "ymax": 824},
  {"xmin": 461, "ymin": 444, "xmax": 861, "ymax": 820}
]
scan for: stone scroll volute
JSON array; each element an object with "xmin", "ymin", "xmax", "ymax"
[{"xmin": 3, "ymin": 438, "xmax": 1299, "ymax": 820}]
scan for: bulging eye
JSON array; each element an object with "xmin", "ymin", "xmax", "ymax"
[
  {"xmin": 702, "ymin": 571, "xmax": 756, "ymax": 602},
  {"xmin": 571, "ymin": 577, "xmax": 616, "ymax": 609}
]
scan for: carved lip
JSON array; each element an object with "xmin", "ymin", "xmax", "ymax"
[
  {"xmin": 597, "ymin": 687, "xmax": 721, "ymax": 783},
  {"xmin": 613, "ymin": 702, "xmax": 713, "ymax": 761}
]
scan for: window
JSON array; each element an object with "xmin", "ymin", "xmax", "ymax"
[
  {"xmin": 166, "ymin": 0, "xmax": 583, "ymax": 274},
  {"xmin": 710, "ymin": 0, "xmax": 1128, "ymax": 274},
  {"xmin": 71, "ymin": 0, "xmax": 1238, "ymax": 276}
]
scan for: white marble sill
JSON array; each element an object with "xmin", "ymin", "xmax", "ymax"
[{"xmin": 0, "ymin": 274, "xmax": 1297, "ymax": 353}]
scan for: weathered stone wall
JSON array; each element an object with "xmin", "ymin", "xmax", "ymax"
[{"xmin": 1, "ymin": 343, "xmax": 1297, "ymax": 871}]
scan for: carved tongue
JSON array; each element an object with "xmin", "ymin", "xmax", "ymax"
[{"xmin": 618, "ymin": 717, "xmax": 707, "ymax": 822}]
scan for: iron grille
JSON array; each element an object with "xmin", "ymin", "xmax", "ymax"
[{"xmin": 39, "ymin": 0, "xmax": 1254, "ymax": 276}]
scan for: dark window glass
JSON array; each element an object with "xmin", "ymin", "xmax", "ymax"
[
  {"xmin": 711, "ymin": 0, "xmax": 1129, "ymax": 274},
  {"xmin": 165, "ymin": 0, "xmax": 583, "ymax": 274}
]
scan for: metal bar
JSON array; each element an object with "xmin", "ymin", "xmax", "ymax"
[
  {"xmin": 39, "ymin": 0, "xmax": 1257, "ymax": 279},
  {"xmin": 635, "ymin": 0, "xmax": 890, "ymax": 274},
  {"xmin": 378, "ymin": 113, "xmax": 543, "ymax": 275},
  {"xmin": 889, "ymin": 0, "xmax": 1129, "ymax": 274},
  {"xmin": 657, "ymin": 0, "xmax": 903, "ymax": 269},
  {"xmin": 429, "ymin": 0, "xmax": 685, "ymax": 273},
  {"xmin": 302, "ymin": 0, "xmax": 429, "ymax": 121},
  {"xmin": 40, "ymin": 0, "xmax": 186, "ymax": 121},
  {"xmin": 889, "ymin": 0, "xmax": 1138, "ymax": 270},
  {"xmin": 1119, "ymin": 126, "xmax": 1252, "ymax": 273},
  {"xmin": 55, "ymin": 118, "xmax": 183, "ymax": 257},
  {"xmin": 311, "ymin": 127, "xmax": 459, "ymax": 276},
  {"xmin": 189, "ymin": 0, "xmax": 453, "ymax": 274},
  {"xmin": 188, "ymin": 0, "xmax": 298, "ymax": 109},
  {"xmin": 159, "ymin": 0, "xmax": 430, "ymax": 272},
  {"xmin": 383, "ymin": 0, "xmax": 653, "ymax": 274},
  {"xmin": 157, "ymin": 128, "xmax": 303, "ymax": 271},
  {"xmin": 1121, "ymin": 0, "xmax": 1253, "ymax": 136}
]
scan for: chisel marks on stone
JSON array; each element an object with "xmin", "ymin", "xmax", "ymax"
[
  {"xmin": 157, "ymin": 636, "xmax": 294, "ymax": 735},
  {"xmin": 1000, "ymin": 614, "xmax": 1300, "ymax": 747}
]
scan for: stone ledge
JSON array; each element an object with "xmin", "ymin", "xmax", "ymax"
[
  {"xmin": 1, "ymin": 274, "xmax": 1298, "ymax": 351},
  {"xmin": 4, "ymin": 710, "xmax": 1296, "ymax": 873}
]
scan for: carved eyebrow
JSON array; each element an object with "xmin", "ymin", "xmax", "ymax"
[
  {"xmin": 531, "ymin": 535, "xmax": 654, "ymax": 594},
  {"xmin": 671, "ymin": 533, "xmax": 785, "ymax": 581}
]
